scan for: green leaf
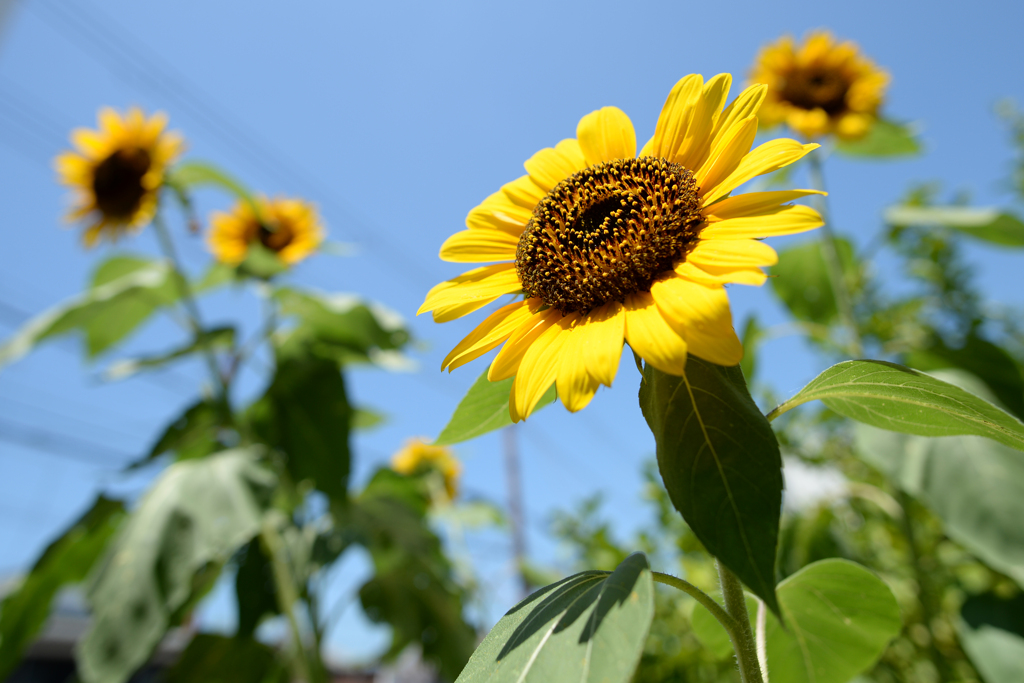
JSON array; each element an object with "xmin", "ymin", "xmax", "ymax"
[
  {"xmin": 638, "ymin": 359, "xmax": 781, "ymax": 615},
  {"xmin": 435, "ymin": 366, "xmax": 556, "ymax": 445},
  {"xmin": 237, "ymin": 243, "xmax": 289, "ymax": 280},
  {"xmin": 693, "ymin": 559, "xmax": 900, "ymax": 683},
  {"xmin": 0, "ymin": 258, "xmax": 176, "ymax": 369},
  {"xmin": 248, "ymin": 355, "xmax": 352, "ymax": 502},
  {"xmin": 739, "ymin": 314, "xmax": 763, "ymax": 383},
  {"xmin": 103, "ymin": 326, "xmax": 235, "ymax": 381},
  {"xmin": 164, "ymin": 634, "xmax": 286, "ymax": 683},
  {"xmin": 234, "ymin": 538, "xmax": 279, "ymax": 639},
  {"xmin": 770, "ymin": 237, "xmax": 856, "ymax": 326},
  {"xmin": 689, "ymin": 592, "xmax": 758, "ymax": 660},
  {"xmin": 835, "ymin": 118, "xmax": 922, "ymax": 158},
  {"xmin": 769, "ymin": 360, "xmax": 1024, "ymax": 452},
  {"xmin": 135, "ymin": 400, "xmax": 222, "ymax": 468},
  {"xmin": 958, "ymin": 592, "xmax": 1024, "ymax": 683},
  {"xmin": 0, "ymin": 497, "xmax": 125, "ymax": 680},
  {"xmin": 77, "ymin": 448, "xmax": 274, "ymax": 683},
  {"xmin": 274, "ymin": 287, "xmax": 412, "ymax": 368},
  {"xmin": 454, "ymin": 553, "xmax": 654, "ymax": 683},
  {"xmin": 347, "ymin": 468, "xmax": 477, "ymax": 680},
  {"xmin": 885, "ymin": 205, "xmax": 1024, "ymax": 247},
  {"xmin": 855, "ymin": 369, "xmax": 1024, "ymax": 586},
  {"xmin": 352, "ymin": 406, "xmax": 387, "ymax": 431},
  {"xmin": 167, "ymin": 161, "xmax": 260, "ymax": 216},
  {"xmin": 905, "ymin": 333, "xmax": 1024, "ymax": 420},
  {"xmin": 193, "ymin": 261, "xmax": 237, "ymax": 293}
]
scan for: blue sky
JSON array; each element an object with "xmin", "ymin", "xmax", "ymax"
[{"xmin": 1, "ymin": 0, "xmax": 1023, "ymax": 663}]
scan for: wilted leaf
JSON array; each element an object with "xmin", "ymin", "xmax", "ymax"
[
  {"xmin": 435, "ymin": 367, "xmax": 556, "ymax": 445},
  {"xmin": 455, "ymin": 553, "xmax": 654, "ymax": 683},
  {"xmin": 0, "ymin": 497, "xmax": 125, "ymax": 680},
  {"xmin": 769, "ymin": 360, "xmax": 1024, "ymax": 452},
  {"xmin": 835, "ymin": 119, "xmax": 922, "ymax": 158},
  {"xmin": 639, "ymin": 359, "xmax": 782, "ymax": 615},
  {"xmin": 77, "ymin": 448, "xmax": 274, "ymax": 683}
]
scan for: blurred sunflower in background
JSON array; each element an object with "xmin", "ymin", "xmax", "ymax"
[
  {"xmin": 391, "ymin": 438, "xmax": 462, "ymax": 500},
  {"xmin": 55, "ymin": 107, "xmax": 184, "ymax": 246},
  {"xmin": 207, "ymin": 195, "xmax": 325, "ymax": 266},
  {"xmin": 750, "ymin": 30, "xmax": 890, "ymax": 140},
  {"xmin": 419, "ymin": 73, "xmax": 824, "ymax": 421}
]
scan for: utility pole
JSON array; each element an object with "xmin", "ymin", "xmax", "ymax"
[{"xmin": 503, "ymin": 425, "xmax": 529, "ymax": 599}]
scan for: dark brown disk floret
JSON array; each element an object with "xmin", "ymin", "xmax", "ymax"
[
  {"xmin": 780, "ymin": 68, "xmax": 850, "ymax": 116},
  {"xmin": 515, "ymin": 157, "xmax": 704, "ymax": 314},
  {"xmin": 92, "ymin": 147, "xmax": 151, "ymax": 218}
]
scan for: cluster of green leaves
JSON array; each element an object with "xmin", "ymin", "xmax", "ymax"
[{"xmin": 0, "ymin": 163, "xmax": 479, "ymax": 683}]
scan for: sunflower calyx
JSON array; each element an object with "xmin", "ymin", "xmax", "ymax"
[{"xmin": 516, "ymin": 157, "xmax": 703, "ymax": 314}]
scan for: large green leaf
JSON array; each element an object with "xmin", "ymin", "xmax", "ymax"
[
  {"xmin": 0, "ymin": 497, "xmax": 125, "ymax": 680},
  {"xmin": 0, "ymin": 258, "xmax": 175, "ymax": 369},
  {"xmin": 835, "ymin": 118, "xmax": 922, "ymax": 158},
  {"xmin": 885, "ymin": 205, "xmax": 1024, "ymax": 247},
  {"xmin": 958, "ymin": 592, "xmax": 1024, "ymax": 683},
  {"xmin": 248, "ymin": 355, "xmax": 352, "ymax": 502},
  {"xmin": 769, "ymin": 360, "xmax": 1024, "ymax": 452},
  {"xmin": 77, "ymin": 448, "xmax": 274, "ymax": 683},
  {"xmin": 166, "ymin": 160, "xmax": 260, "ymax": 216},
  {"xmin": 234, "ymin": 538, "xmax": 279, "ymax": 638},
  {"xmin": 855, "ymin": 370, "xmax": 1024, "ymax": 586},
  {"xmin": 346, "ymin": 468, "xmax": 477, "ymax": 680},
  {"xmin": 905, "ymin": 333, "xmax": 1024, "ymax": 420},
  {"xmin": 138, "ymin": 400, "xmax": 222, "ymax": 466},
  {"xmin": 434, "ymin": 366, "xmax": 556, "ymax": 445},
  {"xmin": 164, "ymin": 634, "xmax": 286, "ymax": 683},
  {"xmin": 692, "ymin": 559, "xmax": 900, "ymax": 683},
  {"xmin": 769, "ymin": 237, "xmax": 856, "ymax": 326},
  {"xmin": 455, "ymin": 553, "xmax": 654, "ymax": 683},
  {"xmin": 639, "ymin": 359, "xmax": 782, "ymax": 615},
  {"xmin": 274, "ymin": 287, "xmax": 411, "ymax": 368}
]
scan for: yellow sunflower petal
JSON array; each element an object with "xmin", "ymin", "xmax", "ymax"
[
  {"xmin": 466, "ymin": 191, "xmax": 533, "ymax": 237},
  {"xmin": 695, "ymin": 114, "xmax": 758, "ymax": 195},
  {"xmin": 511, "ymin": 316, "xmax": 573, "ymax": 422},
  {"xmin": 417, "ymin": 264, "xmax": 521, "ymax": 322},
  {"xmin": 556, "ymin": 323, "xmax": 602, "ymax": 413},
  {"xmin": 624, "ymin": 291, "xmax": 688, "ymax": 375},
  {"xmin": 577, "ymin": 106, "xmax": 637, "ymax": 166},
  {"xmin": 501, "ymin": 175, "xmax": 547, "ymax": 209},
  {"xmin": 489, "ymin": 308, "xmax": 561, "ymax": 381},
  {"xmin": 439, "ymin": 229, "xmax": 519, "ymax": 263},
  {"xmin": 71, "ymin": 129, "xmax": 108, "ymax": 156},
  {"xmin": 678, "ymin": 73, "xmax": 733, "ymax": 170},
  {"xmin": 649, "ymin": 74, "xmax": 703, "ymax": 163},
  {"xmin": 523, "ymin": 139, "xmax": 587, "ymax": 192},
  {"xmin": 702, "ymin": 139, "xmax": 819, "ymax": 205},
  {"xmin": 580, "ymin": 301, "xmax": 625, "ymax": 387},
  {"xmin": 710, "ymin": 84, "xmax": 767, "ymax": 149},
  {"xmin": 651, "ymin": 277, "xmax": 742, "ymax": 366},
  {"xmin": 704, "ymin": 190, "xmax": 825, "ymax": 219},
  {"xmin": 675, "ymin": 261, "xmax": 768, "ymax": 286},
  {"xmin": 700, "ymin": 204, "xmax": 824, "ymax": 239},
  {"xmin": 441, "ymin": 299, "xmax": 538, "ymax": 372},
  {"xmin": 686, "ymin": 239, "xmax": 778, "ymax": 268}
]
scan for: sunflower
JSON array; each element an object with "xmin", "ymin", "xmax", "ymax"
[
  {"xmin": 55, "ymin": 107, "xmax": 184, "ymax": 246},
  {"xmin": 391, "ymin": 438, "xmax": 462, "ymax": 499},
  {"xmin": 419, "ymin": 74, "xmax": 825, "ymax": 421},
  {"xmin": 750, "ymin": 30, "xmax": 890, "ymax": 140},
  {"xmin": 207, "ymin": 195, "xmax": 325, "ymax": 266}
]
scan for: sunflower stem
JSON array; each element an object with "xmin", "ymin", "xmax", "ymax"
[
  {"xmin": 152, "ymin": 214, "xmax": 231, "ymax": 407},
  {"xmin": 261, "ymin": 516, "xmax": 314, "ymax": 683},
  {"xmin": 807, "ymin": 152, "xmax": 863, "ymax": 358},
  {"xmin": 652, "ymin": 571, "xmax": 737, "ymax": 633},
  {"xmin": 717, "ymin": 560, "xmax": 765, "ymax": 683}
]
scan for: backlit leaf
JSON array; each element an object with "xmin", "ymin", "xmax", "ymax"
[
  {"xmin": 885, "ymin": 205, "xmax": 1024, "ymax": 247},
  {"xmin": 435, "ymin": 367, "xmax": 556, "ymax": 445},
  {"xmin": 455, "ymin": 553, "xmax": 654, "ymax": 683},
  {"xmin": 835, "ymin": 118, "xmax": 922, "ymax": 158},
  {"xmin": 639, "ymin": 359, "xmax": 781, "ymax": 615},
  {"xmin": 769, "ymin": 360, "xmax": 1024, "ymax": 452}
]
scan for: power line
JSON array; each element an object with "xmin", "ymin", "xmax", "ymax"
[
  {"xmin": 0, "ymin": 416, "xmax": 134, "ymax": 466},
  {"xmin": 30, "ymin": 0, "xmax": 443, "ymax": 292}
]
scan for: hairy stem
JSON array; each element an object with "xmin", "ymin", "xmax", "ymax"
[
  {"xmin": 807, "ymin": 152, "xmax": 863, "ymax": 357},
  {"xmin": 717, "ymin": 560, "xmax": 765, "ymax": 683},
  {"xmin": 261, "ymin": 517, "xmax": 313, "ymax": 683},
  {"xmin": 652, "ymin": 571, "xmax": 737, "ymax": 634}
]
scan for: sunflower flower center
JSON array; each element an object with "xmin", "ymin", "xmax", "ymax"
[
  {"xmin": 516, "ymin": 157, "xmax": 703, "ymax": 314},
  {"xmin": 91, "ymin": 147, "xmax": 152, "ymax": 218},
  {"xmin": 781, "ymin": 68, "xmax": 849, "ymax": 115},
  {"xmin": 257, "ymin": 221, "xmax": 295, "ymax": 252}
]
